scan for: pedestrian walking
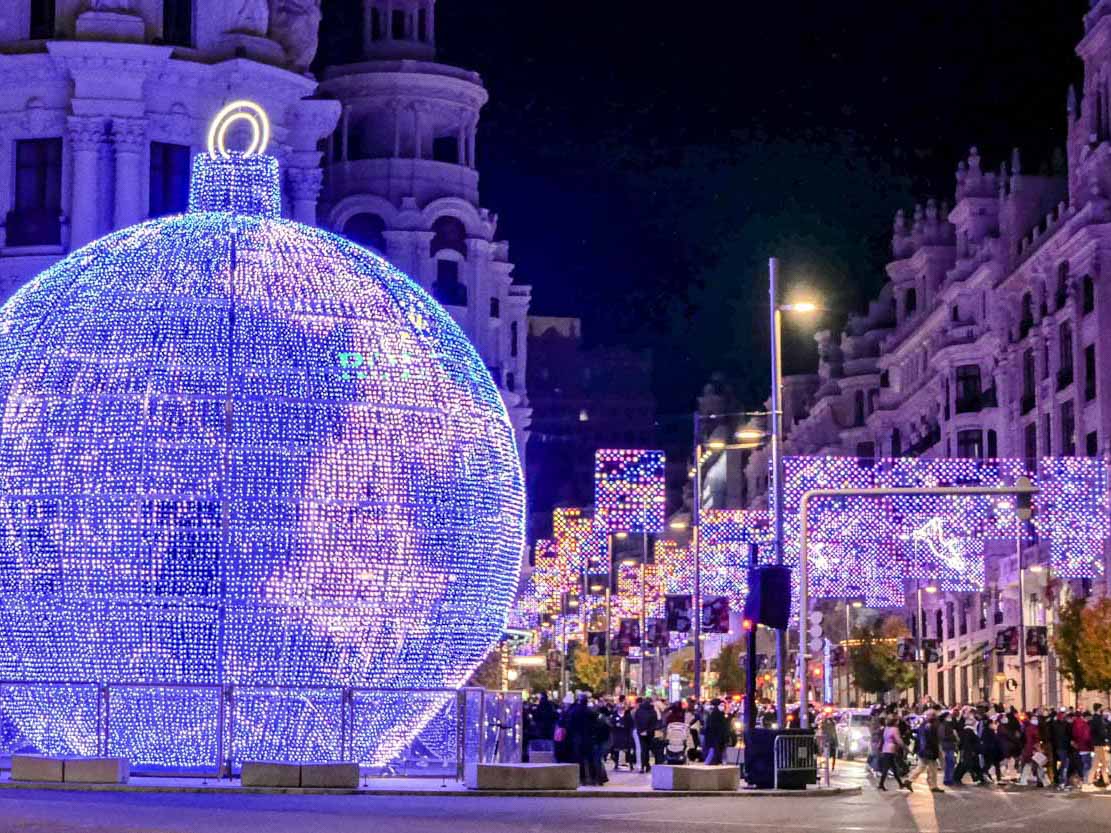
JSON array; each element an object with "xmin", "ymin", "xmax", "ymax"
[
  {"xmin": 939, "ymin": 711, "xmax": 958, "ymax": 786},
  {"xmin": 702, "ymin": 699, "xmax": 728, "ymax": 765},
  {"xmin": 877, "ymin": 717, "xmax": 912, "ymax": 792},
  {"xmin": 907, "ymin": 709, "xmax": 943, "ymax": 792}
]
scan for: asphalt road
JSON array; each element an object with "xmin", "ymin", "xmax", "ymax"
[{"xmin": 0, "ymin": 785, "xmax": 1109, "ymax": 833}]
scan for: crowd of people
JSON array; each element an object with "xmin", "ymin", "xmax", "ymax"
[
  {"xmin": 523, "ymin": 691, "xmax": 1111, "ymax": 793},
  {"xmin": 826, "ymin": 701, "xmax": 1111, "ymax": 793},
  {"xmin": 522, "ymin": 692, "xmax": 741, "ymax": 786}
]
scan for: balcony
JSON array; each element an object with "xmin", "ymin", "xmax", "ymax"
[{"xmin": 1057, "ymin": 367, "xmax": 1074, "ymax": 392}]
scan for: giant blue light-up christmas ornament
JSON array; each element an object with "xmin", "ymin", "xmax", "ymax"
[{"xmin": 0, "ymin": 102, "xmax": 525, "ymax": 768}]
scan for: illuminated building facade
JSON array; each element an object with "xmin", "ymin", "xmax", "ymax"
[{"xmin": 743, "ymin": 3, "xmax": 1111, "ymax": 709}]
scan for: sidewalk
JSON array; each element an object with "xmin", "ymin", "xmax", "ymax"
[{"xmin": 0, "ymin": 766, "xmax": 864, "ymax": 798}]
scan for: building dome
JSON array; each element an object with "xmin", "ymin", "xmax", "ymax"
[{"xmin": 0, "ymin": 104, "xmax": 524, "ymax": 768}]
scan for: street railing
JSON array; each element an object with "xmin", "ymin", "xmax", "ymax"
[
  {"xmin": 772, "ymin": 733, "xmax": 818, "ymax": 790},
  {"xmin": 0, "ymin": 681, "xmax": 521, "ymax": 779}
]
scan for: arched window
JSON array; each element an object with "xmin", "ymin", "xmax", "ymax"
[
  {"xmin": 342, "ymin": 213, "xmax": 387, "ymax": 254},
  {"xmin": 430, "ymin": 215, "xmax": 467, "ymax": 256},
  {"xmin": 904, "ymin": 287, "xmax": 917, "ymax": 317},
  {"xmin": 432, "ymin": 258, "xmax": 467, "ymax": 307}
]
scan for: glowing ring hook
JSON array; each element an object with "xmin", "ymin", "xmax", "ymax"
[{"xmin": 207, "ymin": 100, "xmax": 271, "ymax": 158}]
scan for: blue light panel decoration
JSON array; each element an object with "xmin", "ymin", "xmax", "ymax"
[
  {"xmin": 0, "ymin": 104, "xmax": 525, "ymax": 768},
  {"xmin": 594, "ymin": 449, "xmax": 666, "ymax": 533}
]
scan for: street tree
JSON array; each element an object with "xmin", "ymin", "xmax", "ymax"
[
  {"xmin": 1054, "ymin": 596, "xmax": 1088, "ymax": 704},
  {"xmin": 711, "ymin": 639, "xmax": 746, "ymax": 695},
  {"xmin": 1078, "ymin": 597, "xmax": 1111, "ymax": 697},
  {"xmin": 848, "ymin": 618, "xmax": 917, "ymax": 700}
]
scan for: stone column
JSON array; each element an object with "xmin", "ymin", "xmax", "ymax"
[
  {"xmin": 67, "ymin": 117, "xmax": 106, "ymax": 248},
  {"xmin": 286, "ymin": 168, "xmax": 324, "ymax": 226},
  {"xmin": 467, "ymin": 117, "xmax": 477, "ymax": 168},
  {"xmin": 112, "ymin": 119, "xmax": 147, "ymax": 228}
]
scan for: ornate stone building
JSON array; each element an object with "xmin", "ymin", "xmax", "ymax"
[
  {"xmin": 0, "ymin": 1, "xmax": 341, "ymax": 298},
  {"xmin": 315, "ymin": 0, "xmax": 532, "ymax": 454},
  {"xmin": 0, "ymin": 0, "xmax": 530, "ymax": 454},
  {"xmin": 744, "ymin": 1, "xmax": 1111, "ymax": 709}
]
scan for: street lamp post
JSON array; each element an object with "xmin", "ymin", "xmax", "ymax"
[{"xmin": 768, "ymin": 257, "xmax": 787, "ymax": 726}]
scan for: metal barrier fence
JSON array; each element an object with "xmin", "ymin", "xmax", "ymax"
[
  {"xmin": 0, "ymin": 681, "xmax": 521, "ymax": 779},
  {"xmin": 772, "ymin": 733, "xmax": 818, "ymax": 790}
]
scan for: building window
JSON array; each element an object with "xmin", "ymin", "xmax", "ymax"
[
  {"xmin": 1025, "ymin": 422, "xmax": 1037, "ymax": 472},
  {"xmin": 987, "ymin": 429, "xmax": 997, "ymax": 458},
  {"xmin": 505, "ymin": 371, "xmax": 515, "ymax": 392},
  {"xmin": 891, "ymin": 428, "xmax": 902, "ymax": 457},
  {"xmin": 1043, "ymin": 414, "xmax": 1052, "ymax": 456},
  {"xmin": 30, "ymin": 0, "xmax": 55, "ymax": 38},
  {"xmin": 8, "ymin": 137, "xmax": 62, "ymax": 247},
  {"xmin": 1087, "ymin": 431, "xmax": 1099, "ymax": 457},
  {"xmin": 1022, "ymin": 349, "xmax": 1036, "ymax": 414},
  {"xmin": 956, "ymin": 429, "xmax": 984, "ymax": 459},
  {"xmin": 1083, "ymin": 276, "xmax": 1095, "ymax": 315},
  {"xmin": 855, "ymin": 441, "xmax": 875, "ymax": 459},
  {"xmin": 342, "ymin": 213, "xmax": 387, "ymax": 254},
  {"xmin": 430, "ymin": 215, "xmax": 467, "ymax": 256},
  {"xmin": 148, "ymin": 141, "xmax": 190, "ymax": 218},
  {"xmin": 1058, "ymin": 322, "xmax": 1074, "ymax": 390},
  {"xmin": 853, "ymin": 390, "xmax": 865, "ymax": 426},
  {"xmin": 935, "ymin": 609, "xmax": 943, "ymax": 640},
  {"xmin": 392, "ymin": 9, "xmax": 406, "ymax": 37},
  {"xmin": 162, "ymin": 0, "xmax": 192, "ymax": 46},
  {"xmin": 510, "ymin": 321, "xmax": 519, "ymax": 357},
  {"xmin": 1086, "ymin": 344, "xmax": 1097, "ymax": 401},
  {"xmin": 370, "ymin": 7, "xmax": 382, "ymax": 39},
  {"xmin": 904, "ymin": 287, "xmax": 917, "ymax": 316},
  {"xmin": 489, "ymin": 297, "xmax": 500, "ymax": 318},
  {"xmin": 946, "ymin": 602, "xmax": 955, "ymax": 640},
  {"xmin": 955, "ymin": 365, "xmax": 982, "ymax": 412},
  {"xmin": 1019, "ymin": 293, "xmax": 1034, "ymax": 339},
  {"xmin": 432, "ymin": 259, "xmax": 467, "ymax": 306},
  {"xmin": 432, "ymin": 136, "xmax": 458, "ymax": 163},
  {"xmin": 1056, "ymin": 261, "xmax": 1069, "ymax": 310},
  {"xmin": 1061, "ymin": 401, "xmax": 1076, "ymax": 456},
  {"xmin": 418, "ymin": 7, "xmax": 428, "ymax": 40}
]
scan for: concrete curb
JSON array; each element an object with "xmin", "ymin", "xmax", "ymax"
[{"xmin": 0, "ymin": 780, "xmax": 863, "ymax": 799}]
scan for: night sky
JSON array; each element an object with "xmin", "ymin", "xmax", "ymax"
[{"xmin": 329, "ymin": 1, "xmax": 1090, "ymax": 424}]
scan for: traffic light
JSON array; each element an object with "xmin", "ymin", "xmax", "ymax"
[
  {"xmin": 807, "ymin": 610, "xmax": 824, "ymax": 654},
  {"xmin": 1015, "ymin": 476, "xmax": 1034, "ymax": 521},
  {"xmin": 811, "ymin": 665, "xmax": 822, "ymax": 679},
  {"xmin": 742, "ymin": 617, "xmax": 754, "ymax": 632}
]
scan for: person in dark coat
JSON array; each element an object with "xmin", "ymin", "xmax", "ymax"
[
  {"xmin": 608, "ymin": 703, "xmax": 635, "ymax": 770},
  {"xmin": 702, "ymin": 699, "xmax": 729, "ymax": 765},
  {"xmin": 565, "ymin": 694, "xmax": 600, "ymax": 785},
  {"xmin": 633, "ymin": 698, "xmax": 658, "ymax": 773},
  {"xmin": 952, "ymin": 717, "xmax": 984, "ymax": 785},
  {"xmin": 533, "ymin": 692, "xmax": 558, "ymax": 741},
  {"xmin": 1050, "ymin": 708, "xmax": 1073, "ymax": 789},
  {"xmin": 981, "ymin": 716, "xmax": 1002, "ymax": 783}
]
